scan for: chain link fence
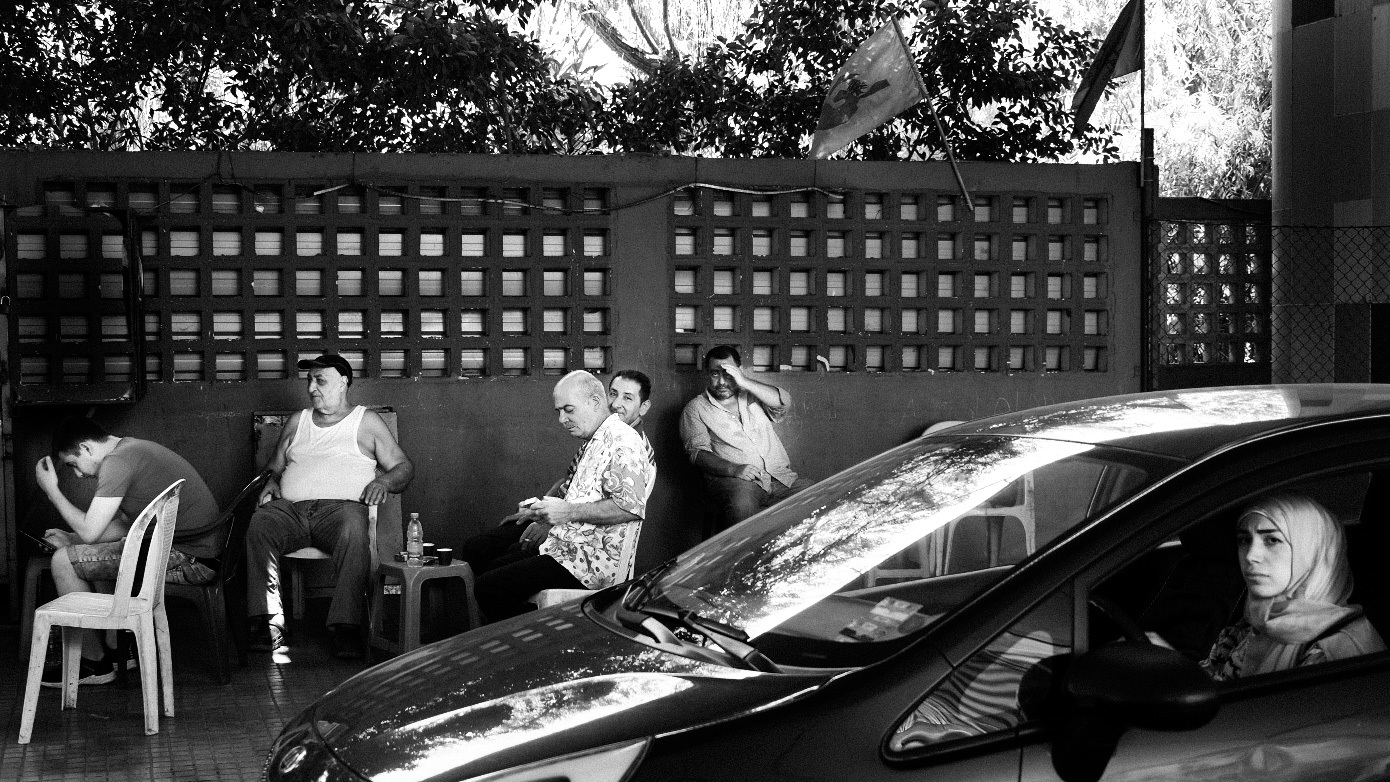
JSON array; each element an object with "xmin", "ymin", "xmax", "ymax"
[{"xmin": 1272, "ymin": 226, "xmax": 1390, "ymax": 383}]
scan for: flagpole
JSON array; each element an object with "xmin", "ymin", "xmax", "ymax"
[
  {"xmin": 897, "ymin": 18, "xmax": 972, "ymax": 205},
  {"xmin": 1139, "ymin": 0, "xmax": 1146, "ymax": 141}
]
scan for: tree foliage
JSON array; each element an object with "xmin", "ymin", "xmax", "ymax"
[
  {"xmin": 603, "ymin": 0, "xmax": 1116, "ymax": 160},
  {"xmin": 1042, "ymin": 0, "xmax": 1270, "ymax": 198},
  {"xmin": 1, "ymin": 0, "xmax": 1115, "ymax": 162},
  {"xmin": 1, "ymin": 0, "xmax": 602, "ymax": 153}
]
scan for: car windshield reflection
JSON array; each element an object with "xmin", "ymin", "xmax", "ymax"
[{"xmin": 632, "ymin": 434, "xmax": 1173, "ymax": 669}]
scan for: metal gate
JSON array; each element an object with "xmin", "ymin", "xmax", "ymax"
[{"xmin": 1149, "ymin": 197, "xmax": 1272, "ymax": 390}]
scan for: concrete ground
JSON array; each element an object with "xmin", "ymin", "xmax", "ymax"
[{"xmin": 0, "ymin": 598, "xmax": 375, "ymax": 782}]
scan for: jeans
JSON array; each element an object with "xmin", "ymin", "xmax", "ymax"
[
  {"xmin": 244, "ymin": 499, "xmax": 370, "ymax": 628},
  {"xmin": 705, "ymin": 474, "xmax": 815, "ymax": 532},
  {"xmin": 461, "ymin": 521, "xmax": 585, "ymax": 622}
]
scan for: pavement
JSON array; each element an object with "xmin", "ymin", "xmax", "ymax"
[{"xmin": 0, "ymin": 598, "xmax": 376, "ymax": 782}]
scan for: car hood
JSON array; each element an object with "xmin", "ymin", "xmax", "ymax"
[{"xmin": 310, "ymin": 601, "xmax": 828, "ymax": 782}]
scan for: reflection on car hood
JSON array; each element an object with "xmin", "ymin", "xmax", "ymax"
[{"xmin": 312, "ymin": 602, "xmax": 826, "ymax": 782}]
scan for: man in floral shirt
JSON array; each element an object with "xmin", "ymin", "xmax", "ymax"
[{"xmin": 468, "ymin": 371, "xmax": 654, "ymax": 621}]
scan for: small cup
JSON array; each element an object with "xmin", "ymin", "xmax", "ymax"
[{"xmin": 435, "ymin": 547, "xmax": 454, "ymax": 566}]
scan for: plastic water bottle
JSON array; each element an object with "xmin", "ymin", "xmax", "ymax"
[{"xmin": 405, "ymin": 513, "xmax": 424, "ymax": 567}]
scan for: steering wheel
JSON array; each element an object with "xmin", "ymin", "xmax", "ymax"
[{"xmin": 1088, "ymin": 595, "xmax": 1151, "ymax": 644}]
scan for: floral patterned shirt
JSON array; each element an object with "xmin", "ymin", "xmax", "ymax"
[{"xmin": 540, "ymin": 414, "xmax": 655, "ymax": 589}]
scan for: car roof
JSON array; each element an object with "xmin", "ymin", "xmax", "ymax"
[{"xmin": 937, "ymin": 384, "xmax": 1390, "ymax": 460}]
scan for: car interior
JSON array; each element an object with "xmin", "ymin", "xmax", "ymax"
[
  {"xmin": 885, "ymin": 466, "xmax": 1390, "ymax": 757},
  {"xmin": 1092, "ymin": 468, "xmax": 1390, "ymax": 657}
]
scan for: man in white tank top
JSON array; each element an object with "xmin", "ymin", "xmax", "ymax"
[{"xmin": 245, "ymin": 355, "xmax": 413, "ymax": 658}]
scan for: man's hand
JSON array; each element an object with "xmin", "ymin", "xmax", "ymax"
[
  {"xmin": 359, "ymin": 477, "xmax": 392, "ymax": 506},
  {"xmin": 257, "ymin": 477, "xmax": 281, "ymax": 507},
  {"xmin": 43, "ymin": 528, "xmax": 76, "ymax": 550},
  {"xmin": 719, "ymin": 360, "xmax": 748, "ymax": 389},
  {"xmin": 35, "ymin": 456, "xmax": 60, "ymax": 495},
  {"xmin": 518, "ymin": 520, "xmax": 554, "ymax": 551},
  {"xmin": 528, "ymin": 496, "xmax": 579, "ymax": 524},
  {"xmin": 732, "ymin": 464, "xmax": 762, "ymax": 482}
]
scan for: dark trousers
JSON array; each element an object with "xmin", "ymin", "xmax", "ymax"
[
  {"xmin": 461, "ymin": 521, "xmax": 585, "ymax": 622},
  {"xmin": 706, "ymin": 474, "xmax": 815, "ymax": 532},
  {"xmin": 245, "ymin": 499, "xmax": 370, "ymax": 628}
]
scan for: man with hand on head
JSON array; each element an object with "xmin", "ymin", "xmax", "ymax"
[
  {"xmin": 34, "ymin": 416, "xmax": 220, "ymax": 686},
  {"xmin": 462, "ymin": 370, "xmax": 654, "ymax": 622},
  {"xmin": 681, "ymin": 345, "xmax": 812, "ymax": 532},
  {"xmin": 244, "ymin": 354, "xmax": 413, "ymax": 659}
]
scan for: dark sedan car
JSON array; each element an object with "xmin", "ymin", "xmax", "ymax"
[{"xmin": 267, "ymin": 385, "xmax": 1390, "ymax": 782}]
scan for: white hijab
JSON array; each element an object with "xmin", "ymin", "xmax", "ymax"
[{"xmin": 1239, "ymin": 494, "xmax": 1357, "ymax": 675}]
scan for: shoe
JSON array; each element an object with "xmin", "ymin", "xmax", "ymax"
[
  {"xmin": 249, "ymin": 619, "xmax": 285, "ymax": 653},
  {"xmin": 330, "ymin": 625, "xmax": 365, "ymax": 660},
  {"xmin": 41, "ymin": 656, "xmax": 117, "ymax": 688},
  {"xmin": 103, "ymin": 636, "xmax": 138, "ymax": 671}
]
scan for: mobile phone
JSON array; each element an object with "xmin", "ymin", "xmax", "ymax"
[{"xmin": 20, "ymin": 529, "xmax": 56, "ymax": 554}]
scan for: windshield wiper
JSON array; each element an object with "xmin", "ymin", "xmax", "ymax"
[
  {"xmin": 622, "ymin": 556, "xmax": 677, "ymax": 611},
  {"xmin": 635, "ymin": 604, "xmax": 782, "ymax": 673}
]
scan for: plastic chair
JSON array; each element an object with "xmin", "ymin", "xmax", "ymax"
[
  {"xmin": 164, "ymin": 470, "xmax": 271, "ymax": 684},
  {"xmin": 368, "ymin": 560, "xmax": 480, "ymax": 655},
  {"xmin": 19, "ymin": 479, "xmax": 184, "ymax": 743},
  {"xmin": 17, "ymin": 555, "xmax": 53, "ymax": 662},
  {"xmin": 866, "ymin": 473, "xmax": 1036, "ymax": 586}
]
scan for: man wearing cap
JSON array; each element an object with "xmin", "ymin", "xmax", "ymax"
[{"xmin": 245, "ymin": 354, "xmax": 413, "ymax": 658}]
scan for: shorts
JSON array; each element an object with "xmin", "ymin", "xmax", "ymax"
[{"xmin": 66, "ymin": 539, "xmax": 217, "ymax": 586}]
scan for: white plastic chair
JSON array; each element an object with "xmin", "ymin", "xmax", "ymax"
[
  {"xmin": 866, "ymin": 473, "xmax": 1037, "ymax": 586},
  {"xmin": 19, "ymin": 479, "xmax": 184, "ymax": 743}
]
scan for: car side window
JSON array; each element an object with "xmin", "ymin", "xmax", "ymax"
[
  {"xmin": 886, "ymin": 590, "xmax": 1073, "ymax": 755},
  {"xmin": 1091, "ymin": 471, "xmax": 1389, "ymax": 681}
]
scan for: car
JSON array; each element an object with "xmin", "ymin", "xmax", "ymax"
[{"xmin": 265, "ymin": 385, "xmax": 1390, "ymax": 782}]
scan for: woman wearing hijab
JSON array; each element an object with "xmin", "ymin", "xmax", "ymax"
[{"xmin": 1202, "ymin": 494, "xmax": 1386, "ymax": 681}]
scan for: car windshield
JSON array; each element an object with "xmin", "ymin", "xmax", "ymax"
[{"xmin": 636, "ymin": 434, "xmax": 1177, "ymax": 666}]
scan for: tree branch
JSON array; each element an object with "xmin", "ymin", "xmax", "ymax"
[
  {"xmin": 580, "ymin": 7, "xmax": 659, "ymax": 75},
  {"xmin": 624, "ymin": 0, "xmax": 662, "ymax": 55},
  {"xmin": 661, "ymin": 0, "xmax": 678, "ymax": 55}
]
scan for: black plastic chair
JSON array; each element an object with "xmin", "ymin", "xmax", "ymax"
[{"xmin": 164, "ymin": 470, "xmax": 271, "ymax": 684}]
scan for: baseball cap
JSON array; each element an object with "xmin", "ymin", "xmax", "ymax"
[{"xmin": 297, "ymin": 354, "xmax": 353, "ymax": 382}]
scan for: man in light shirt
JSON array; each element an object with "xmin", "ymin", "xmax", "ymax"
[
  {"xmin": 680, "ymin": 345, "xmax": 812, "ymax": 532},
  {"xmin": 245, "ymin": 354, "xmax": 413, "ymax": 658}
]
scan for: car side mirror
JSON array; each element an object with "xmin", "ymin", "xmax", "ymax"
[{"xmin": 1051, "ymin": 641, "xmax": 1219, "ymax": 782}]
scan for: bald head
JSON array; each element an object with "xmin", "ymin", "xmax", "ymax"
[{"xmin": 553, "ymin": 371, "xmax": 610, "ymax": 440}]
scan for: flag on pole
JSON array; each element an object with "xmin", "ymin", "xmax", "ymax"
[
  {"xmin": 1070, "ymin": 0, "xmax": 1143, "ymax": 136},
  {"xmin": 810, "ymin": 19, "xmax": 927, "ymax": 159}
]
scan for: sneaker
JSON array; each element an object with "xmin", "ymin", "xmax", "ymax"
[
  {"xmin": 330, "ymin": 624, "xmax": 365, "ymax": 660},
  {"xmin": 249, "ymin": 619, "xmax": 285, "ymax": 653},
  {"xmin": 41, "ymin": 656, "xmax": 117, "ymax": 688},
  {"xmin": 103, "ymin": 637, "xmax": 138, "ymax": 671}
]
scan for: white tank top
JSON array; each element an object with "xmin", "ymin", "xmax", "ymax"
[{"xmin": 279, "ymin": 405, "xmax": 378, "ymax": 502}]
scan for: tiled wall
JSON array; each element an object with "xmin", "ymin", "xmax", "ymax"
[{"xmin": 1, "ymin": 152, "xmax": 1143, "ymax": 571}]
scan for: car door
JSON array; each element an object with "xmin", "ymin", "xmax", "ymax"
[
  {"xmin": 1017, "ymin": 440, "xmax": 1390, "ymax": 782},
  {"xmin": 1017, "ymin": 663, "xmax": 1390, "ymax": 781}
]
